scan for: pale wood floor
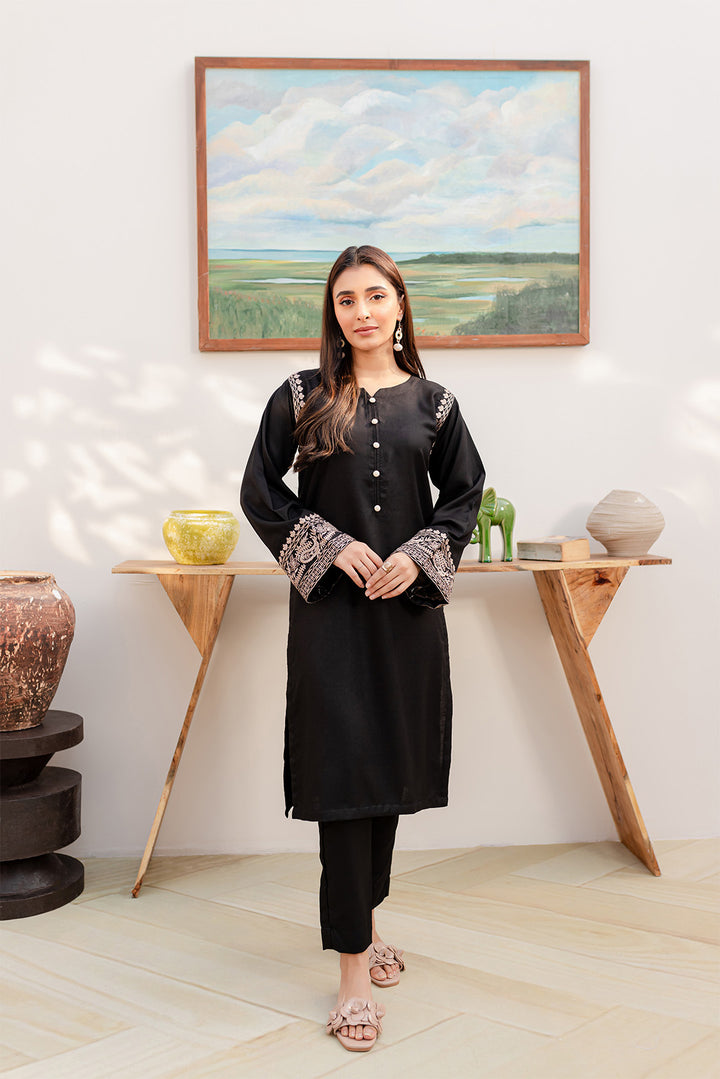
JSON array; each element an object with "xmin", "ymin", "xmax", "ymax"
[{"xmin": 0, "ymin": 840, "xmax": 718, "ymax": 1077}]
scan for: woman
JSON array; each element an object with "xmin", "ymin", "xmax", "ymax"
[{"xmin": 241, "ymin": 245, "xmax": 485, "ymax": 1052}]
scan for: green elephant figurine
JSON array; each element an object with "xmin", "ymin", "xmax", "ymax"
[{"xmin": 470, "ymin": 487, "xmax": 516, "ymax": 562}]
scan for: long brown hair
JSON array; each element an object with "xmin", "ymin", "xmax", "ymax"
[{"xmin": 294, "ymin": 245, "xmax": 425, "ymax": 471}]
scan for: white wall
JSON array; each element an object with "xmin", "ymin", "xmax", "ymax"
[{"xmin": 2, "ymin": 0, "xmax": 718, "ymax": 857}]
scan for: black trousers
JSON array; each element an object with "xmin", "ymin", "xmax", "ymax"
[{"xmin": 318, "ymin": 815, "xmax": 399, "ymax": 953}]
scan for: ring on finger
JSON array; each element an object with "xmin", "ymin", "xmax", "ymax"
[{"xmin": 382, "ymin": 561, "xmax": 395, "ymax": 574}]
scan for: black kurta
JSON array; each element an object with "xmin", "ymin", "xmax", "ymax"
[{"xmin": 241, "ymin": 370, "xmax": 485, "ymax": 822}]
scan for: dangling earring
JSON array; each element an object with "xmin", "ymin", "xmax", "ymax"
[
  {"xmin": 393, "ymin": 323, "xmax": 403, "ymax": 352},
  {"xmin": 338, "ymin": 335, "xmax": 346, "ymax": 360}
]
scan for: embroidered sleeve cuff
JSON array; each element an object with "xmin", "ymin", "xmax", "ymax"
[
  {"xmin": 395, "ymin": 528, "xmax": 455, "ymax": 606},
  {"xmin": 278, "ymin": 513, "xmax": 354, "ymax": 602}
]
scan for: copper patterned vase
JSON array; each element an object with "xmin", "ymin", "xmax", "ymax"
[{"xmin": 0, "ymin": 573, "xmax": 75, "ymax": 731}]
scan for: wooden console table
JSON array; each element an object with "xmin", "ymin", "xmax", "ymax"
[{"xmin": 113, "ymin": 554, "xmax": 671, "ymax": 895}]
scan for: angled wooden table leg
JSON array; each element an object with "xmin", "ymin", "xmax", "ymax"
[
  {"xmin": 131, "ymin": 573, "xmax": 235, "ymax": 897},
  {"xmin": 533, "ymin": 567, "xmax": 661, "ymax": 876}
]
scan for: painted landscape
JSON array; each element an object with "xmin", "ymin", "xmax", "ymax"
[
  {"xmin": 202, "ymin": 64, "xmax": 584, "ymax": 344},
  {"xmin": 208, "ymin": 252, "xmax": 579, "ymax": 339}
]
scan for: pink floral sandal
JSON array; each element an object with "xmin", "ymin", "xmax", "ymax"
[
  {"xmin": 368, "ymin": 942, "xmax": 405, "ymax": 987},
  {"xmin": 327, "ymin": 997, "xmax": 385, "ymax": 1052}
]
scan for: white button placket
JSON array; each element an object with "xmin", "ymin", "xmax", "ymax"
[{"xmin": 368, "ymin": 393, "xmax": 381, "ymax": 512}]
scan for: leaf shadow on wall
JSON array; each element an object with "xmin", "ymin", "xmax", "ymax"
[{"xmin": 2, "ymin": 342, "xmax": 271, "ymax": 566}]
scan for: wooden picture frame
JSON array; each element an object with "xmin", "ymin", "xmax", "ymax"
[{"xmin": 195, "ymin": 58, "xmax": 589, "ymax": 351}]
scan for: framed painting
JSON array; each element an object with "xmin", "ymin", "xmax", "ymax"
[{"xmin": 195, "ymin": 58, "xmax": 589, "ymax": 351}]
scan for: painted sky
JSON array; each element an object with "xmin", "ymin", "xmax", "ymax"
[{"xmin": 206, "ymin": 68, "xmax": 580, "ymax": 254}]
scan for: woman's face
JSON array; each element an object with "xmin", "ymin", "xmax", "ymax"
[{"xmin": 332, "ymin": 264, "xmax": 404, "ymax": 358}]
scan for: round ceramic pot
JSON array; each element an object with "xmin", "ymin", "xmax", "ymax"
[
  {"xmin": 162, "ymin": 510, "xmax": 240, "ymax": 565},
  {"xmin": 0, "ymin": 573, "xmax": 76, "ymax": 731},
  {"xmin": 586, "ymin": 490, "xmax": 665, "ymax": 556}
]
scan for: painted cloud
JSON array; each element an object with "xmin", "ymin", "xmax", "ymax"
[{"xmin": 206, "ymin": 69, "xmax": 580, "ymax": 253}]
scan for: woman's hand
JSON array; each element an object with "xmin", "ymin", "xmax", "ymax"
[
  {"xmin": 333, "ymin": 541, "xmax": 384, "ymax": 588},
  {"xmin": 365, "ymin": 552, "xmax": 419, "ymax": 600}
]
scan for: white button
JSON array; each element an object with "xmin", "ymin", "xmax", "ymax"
[
  {"xmin": 373, "ymin": 441, "xmax": 380, "ymax": 448},
  {"xmin": 373, "ymin": 470, "xmax": 380, "ymax": 477},
  {"xmin": 369, "ymin": 396, "xmax": 376, "ymax": 403},
  {"xmin": 374, "ymin": 505, "xmax": 381, "ymax": 512},
  {"xmin": 371, "ymin": 417, "xmax": 378, "ymax": 424}
]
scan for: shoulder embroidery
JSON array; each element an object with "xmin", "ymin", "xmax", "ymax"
[
  {"xmin": 279, "ymin": 513, "xmax": 353, "ymax": 601},
  {"xmin": 288, "ymin": 371, "xmax": 305, "ymax": 423},
  {"xmin": 395, "ymin": 528, "xmax": 455, "ymax": 603},
  {"xmin": 435, "ymin": 390, "xmax": 455, "ymax": 431}
]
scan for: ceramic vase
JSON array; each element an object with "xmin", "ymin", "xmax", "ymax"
[
  {"xmin": 162, "ymin": 510, "xmax": 240, "ymax": 565},
  {"xmin": 586, "ymin": 490, "xmax": 665, "ymax": 556},
  {"xmin": 0, "ymin": 573, "xmax": 76, "ymax": 731}
]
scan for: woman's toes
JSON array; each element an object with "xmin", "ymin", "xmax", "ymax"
[
  {"xmin": 371, "ymin": 965, "xmax": 386, "ymax": 981},
  {"xmin": 341, "ymin": 1025, "xmax": 348, "ymax": 1037},
  {"xmin": 363, "ymin": 1026, "xmax": 376, "ymax": 1040}
]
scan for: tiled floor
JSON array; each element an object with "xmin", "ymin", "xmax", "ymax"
[{"xmin": 1, "ymin": 840, "xmax": 718, "ymax": 1077}]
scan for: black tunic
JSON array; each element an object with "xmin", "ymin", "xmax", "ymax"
[{"xmin": 241, "ymin": 370, "xmax": 485, "ymax": 822}]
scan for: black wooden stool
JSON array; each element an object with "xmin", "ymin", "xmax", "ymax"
[{"xmin": 0, "ymin": 710, "xmax": 84, "ymax": 918}]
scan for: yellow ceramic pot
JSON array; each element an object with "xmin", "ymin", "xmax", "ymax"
[{"xmin": 162, "ymin": 510, "xmax": 240, "ymax": 565}]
